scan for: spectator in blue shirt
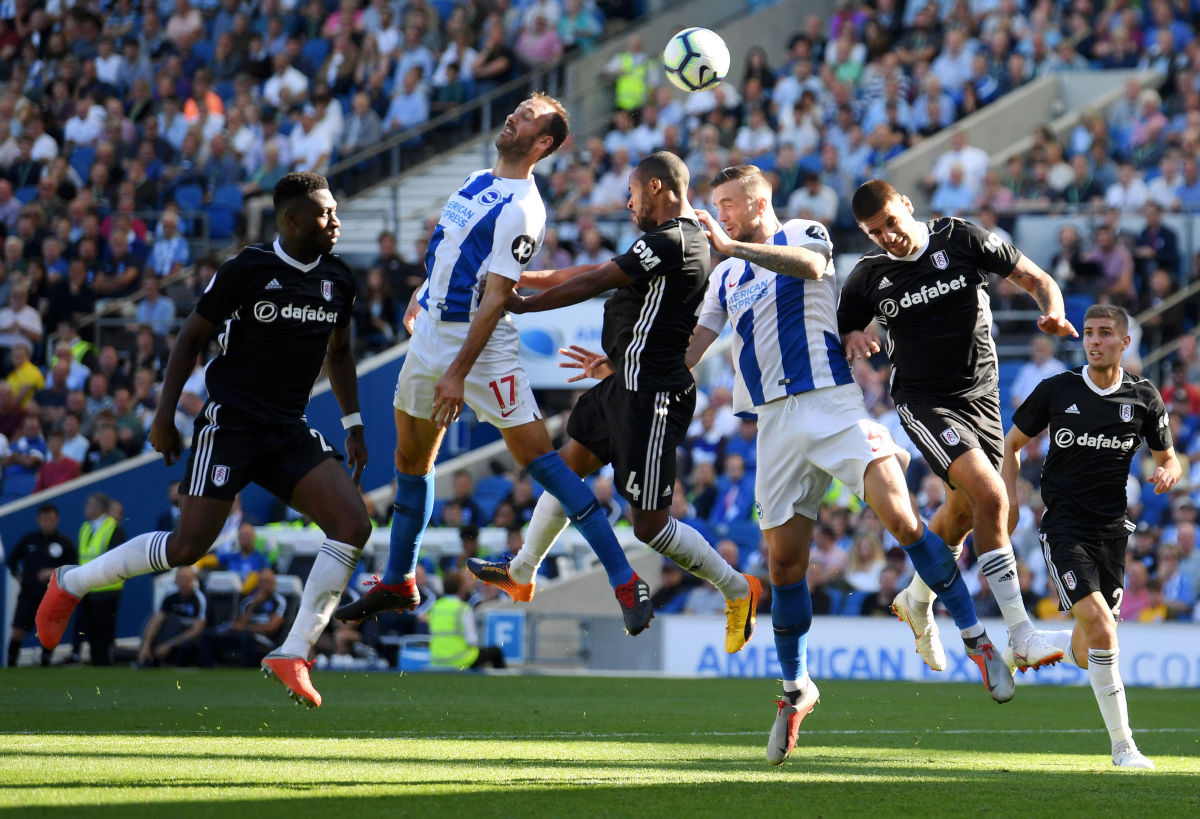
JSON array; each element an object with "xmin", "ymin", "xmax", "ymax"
[
  {"xmin": 2, "ymin": 415, "xmax": 47, "ymax": 500},
  {"xmin": 1175, "ymin": 156, "xmax": 1200, "ymax": 212},
  {"xmin": 149, "ymin": 210, "xmax": 190, "ymax": 277},
  {"xmin": 134, "ymin": 277, "xmax": 177, "ymax": 337}
]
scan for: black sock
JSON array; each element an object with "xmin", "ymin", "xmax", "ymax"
[{"xmin": 962, "ymin": 633, "xmax": 988, "ymax": 650}]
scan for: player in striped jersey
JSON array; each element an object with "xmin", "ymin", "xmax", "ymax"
[
  {"xmin": 467, "ymin": 152, "xmax": 762, "ymax": 651},
  {"xmin": 685, "ymin": 166, "xmax": 1010, "ymax": 765},
  {"xmin": 333, "ymin": 95, "xmax": 655, "ymax": 636}
]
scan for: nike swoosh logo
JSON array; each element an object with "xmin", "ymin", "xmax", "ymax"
[{"xmin": 500, "ymin": 406, "xmax": 520, "ymax": 417}]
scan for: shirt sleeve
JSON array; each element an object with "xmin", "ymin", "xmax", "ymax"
[
  {"xmin": 1143, "ymin": 385, "xmax": 1174, "ymax": 452},
  {"xmin": 195, "ymin": 256, "xmax": 241, "ymax": 324},
  {"xmin": 785, "ymin": 219, "xmax": 833, "ymax": 260},
  {"xmin": 836, "ymin": 265, "xmax": 874, "ymax": 335},
  {"xmin": 613, "ymin": 223, "xmax": 685, "ymax": 281},
  {"xmin": 954, "ymin": 218, "xmax": 1022, "ymax": 277},
  {"xmin": 486, "ymin": 200, "xmax": 544, "ymax": 282},
  {"xmin": 695, "ymin": 263, "xmax": 730, "ymax": 334},
  {"xmin": 1011, "ymin": 377, "xmax": 1053, "ymax": 437}
]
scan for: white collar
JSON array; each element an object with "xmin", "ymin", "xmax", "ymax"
[
  {"xmin": 887, "ymin": 221, "xmax": 931, "ymax": 262},
  {"xmin": 1083, "ymin": 365, "xmax": 1124, "ymax": 395},
  {"xmin": 273, "ymin": 238, "xmax": 321, "ymax": 272}
]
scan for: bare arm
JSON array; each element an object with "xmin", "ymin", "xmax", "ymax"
[
  {"xmin": 1149, "ymin": 447, "xmax": 1181, "ymax": 494},
  {"xmin": 686, "ymin": 325, "xmax": 719, "ymax": 369},
  {"xmin": 518, "ymin": 262, "xmax": 606, "ymax": 290},
  {"xmin": 1001, "ymin": 426, "xmax": 1034, "ymax": 534},
  {"xmin": 149, "ymin": 310, "xmax": 216, "ymax": 465},
  {"xmin": 510, "ymin": 261, "xmax": 633, "ymax": 314},
  {"xmin": 431, "ymin": 272, "xmax": 517, "ymax": 427},
  {"xmin": 1007, "ymin": 254, "xmax": 1078, "ymax": 337},
  {"xmin": 325, "ymin": 323, "xmax": 367, "ymax": 484},
  {"xmin": 696, "ymin": 210, "xmax": 826, "ymax": 280},
  {"xmin": 138, "ymin": 611, "xmax": 167, "ymax": 662}
]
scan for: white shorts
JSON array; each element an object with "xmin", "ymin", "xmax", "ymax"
[
  {"xmin": 754, "ymin": 383, "xmax": 905, "ymax": 529},
  {"xmin": 393, "ymin": 310, "xmax": 542, "ymax": 428}
]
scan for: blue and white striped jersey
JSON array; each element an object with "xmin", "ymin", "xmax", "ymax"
[
  {"xmin": 696, "ymin": 219, "xmax": 853, "ymax": 415},
  {"xmin": 417, "ymin": 170, "xmax": 545, "ymax": 333}
]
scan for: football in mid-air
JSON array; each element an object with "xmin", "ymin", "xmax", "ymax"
[{"xmin": 662, "ymin": 27, "xmax": 729, "ymax": 93}]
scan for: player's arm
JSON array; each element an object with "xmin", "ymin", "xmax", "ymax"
[
  {"xmin": 1001, "ymin": 426, "xmax": 1035, "ymax": 535},
  {"xmin": 431, "ymin": 272, "xmax": 517, "ymax": 427},
  {"xmin": 686, "ymin": 325, "xmax": 719, "ymax": 369},
  {"xmin": 508, "ymin": 261, "xmax": 633, "ymax": 314},
  {"xmin": 137, "ymin": 611, "xmax": 166, "ymax": 664},
  {"xmin": 149, "ymin": 311, "xmax": 217, "ymax": 465},
  {"xmin": 835, "ymin": 268, "xmax": 882, "ymax": 361},
  {"xmin": 325, "ymin": 323, "xmax": 367, "ymax": 484},
  {"xmin": 1006, "ymin": 254, "xmax": 1077, "ymax": 337},
  {"xmin": 696, "ymin": 211, "xmax": 827, "ymax": 280},
  {"xmin": 1149, "ymin": 447, "xmax": 1181, "ymax": 494},
  {"xmin": 518, "ymin": 262, "xmax": 606, "ymax": 290}
]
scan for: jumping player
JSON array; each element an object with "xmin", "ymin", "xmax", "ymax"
[
  {"xmin": 838, "ymin": 179, "xmax": 1074, "ymax": 673},
  {"xmin": 37, "ymin": 172, "xmax": 369, "ymax": 708},
  {"xmin": 1002, "ymin": 304, "xmax": 1177, "ymax": 769},
  {"xmin": 467, "ymin": 152, "xmax": 760, "ymax": 650},
  {"xmin": 687, "ymin": 166, "xmax": 1010, "ymax": 766},
  {"xmin": 333, "ymin": 95, "xmax": 655, "ymax": 635}
]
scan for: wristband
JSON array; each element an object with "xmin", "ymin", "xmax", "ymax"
[{"xmin": 341, "ymin": 412, "xmax": 363, "ymax": 429}]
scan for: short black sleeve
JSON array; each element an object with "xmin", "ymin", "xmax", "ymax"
[
  {"xmin": 1142, "ymin": 386, "xmax": 1174, "ymax": 452},
  {"xmin": 1012, "ymin": 376, "xmax": 1053, "ymax": 438},
  {"xmin": 613, "ymin": 228, "xmax": 684, "ymax": 281},
  {"xmin": 195, "ymin": 258, "xmax": 242, "ymax": 325},
  {"xmin": 836, "ymin": 267, "xmax": 874, "ymax": 336},
  {"xmin": 954, "ymin": 218, "xmax": 1022, "ymax": 277},
  {"xmin": 334, "ymin": 264, "xmax": 356, "ymax": 328}
]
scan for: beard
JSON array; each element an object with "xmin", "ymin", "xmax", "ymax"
[{"xmin": 496, "ymin": 129, "xmax": 538, "ymax": 160}]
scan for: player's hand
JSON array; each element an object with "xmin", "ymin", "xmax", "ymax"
[
  {"xmin": 402, "ymin": 291, "xmax": 420, "ymax": 334},
  {"xmin": 559, "ymin": 345, "xmax": 613, "ymax": 382},
  {"xmin": 345, "ymin": 426, "xmax": 367, "ymax": 485},
  {"xmin": 1037, "ymin": 312, "xmax": 1078, "ymax": 337},
  {"xmin": 431, "ymin": 371, "xmax": 465, "ymax": 428},
  {"xmin": 843, "ymin": 330, "xmax": 881, "ymax": 362},
  {"xmin": 149, "ymin": 411, "xmax": 182, "ymax": 465},
  {"xmin": 505, "ymin": 292, "xmax": 528, "ymax": 314},
  {"xmin": 695, "ymin": 210, "xmax": 736, "ymax": 255},
  {"xmin": 1151, "ymin": 466, "xmax": 1179, "ymax": 494}
]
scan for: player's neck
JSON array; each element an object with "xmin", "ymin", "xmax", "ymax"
[
  {"xmin": 1086, "ymin": 363, "xmax": 1121, "ymax": 390},
  {"xmin": 751, "ymin": 217, "xmax": 782, "ymax": 243},
  {"xmin": 491, "ymin": 156, "xmax": 534, "ymax": 179},
  {"xmin": 277, "ymin": 237, "xmax": 321, "ymax": 265}
]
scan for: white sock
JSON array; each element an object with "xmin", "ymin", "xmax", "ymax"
[
  {"xmin": 907, "ymin": 540, "xmax": 963, "ymax": 605},
  {"xmin": 782, "ymin": 673, "xmax": 810, "ymax": 694},
  {"xmin": 648, "ymin": 518, "xmax": 749, "ymax": 599},
  {"xmin": 63, "ymin": 531, "xmax": 172, "ymax": 596},
  {"xmin": 508, "ymin": 493, "xmax": 570, "ymax": 585},
  {"xmin": 1088, "ymin": 648, "xmax": 1133, "ymax": 744},
  {"xmin": 1047, "ymin": 629, "xmax": 1079, "ymax": 667},
  {"xmin": 978, "ymin": 545, "xmax": 1033, "ymax": 642},
  {"xmin": 279, "ymin": 539, "xmax": 361, "ymax": 658}
]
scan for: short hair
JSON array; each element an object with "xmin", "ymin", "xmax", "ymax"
[
  {"xmin": 710, "ymin": 164, "xmax": 772, "ymax": 200},
  {"xmin": 851, "ymin": 179, "xmax": 902, "ymax": 222},
  {"xmin": 37, "ymin": 502, "xmax": 58, "ymax": 515},
  {"xmin": 635, "ymin": 150, "xmax": 689, "ymax": 195},
  {"xmin": 1083, "ymin": 303, "xmax": 1129, "ymax": 335},
  {"xmin": 531, "ymin": 92, "xmax": 569, "ymax": 158},
  {"xmin": 273, "ymin": 172, "xmax": 329, "ymax": 209}
]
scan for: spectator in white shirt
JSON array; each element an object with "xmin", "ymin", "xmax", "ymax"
[
  {"xmin": 262, "ymin": 54, "xmax": 310, "ymax": 108},
  {"xmin": 1105, "ymin": 161, "xmax": 1150, "ymax": 212},
  {"xmin": 928, "ymin": 129, "xmax": 990, "ymax": 197},
  {"xmin": 63, "ymin": 97, "xmax": 104, "ymax": 147},
  {"xmin": 733, "ymin": 108, "xmax": 777, "ymax": 158},
  {"xmin": 94, "ymin": 37, "xmax": 126, "ymax": 89},
  {"xmin": 1009, "ymin": 335, "xmax": 1067, "ymax": 409},
  {"xmin": 289, "ymin": 106, "xmax": 333, "ymax": 173},
  {"xmin": 787, "ymin": 172, "xmax": 838, "ymax": 225}
]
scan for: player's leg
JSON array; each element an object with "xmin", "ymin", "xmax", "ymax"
[
  {"xmin": 902, "ymin": 485, "xmax": 971, "ymax": 609},
  {"xmin": 762, "ymin": 514, "xmax": 820, "ymax": 765},
  {"xmin": 36, "ymin": 494, "xmax": 230, "ymax": 651}
]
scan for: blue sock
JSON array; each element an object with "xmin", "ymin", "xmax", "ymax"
[
  {"xmin": 772, "ymin": 578, "xmax": 813, "ymax": 682},
  {"xmin": 383, "ymin": 468, "xmax": 435, "ymax": 585},
  {"xmin": 903, "ymin": 525, "xmax": 979, "ymax": 632},
  {"xmin": 525, "ymin": 452, "xmax": 633, "ymax": 588}
]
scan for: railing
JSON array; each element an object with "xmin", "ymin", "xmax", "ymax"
[{"xmin": 1135, "ymin": 278, "xmax": 1200, "ymax": 378}]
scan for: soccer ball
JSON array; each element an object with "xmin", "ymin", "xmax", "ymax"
[{"xmin": 662, "ymin": 27, "xmax": 730, "ymax": 93}]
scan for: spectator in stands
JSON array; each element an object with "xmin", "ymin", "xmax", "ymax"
[
  {"xmin": 1084, "ymin": 224, "xmax": 1135, "ymax": 305},
  {"xmin": 148, "ymin": 211, "xmax": 189, "ymax": 278},
  {"xmin": 559, "ymin": 0, "xmax": 603, "ymax": 55},
  {"xmin": 1121, "ymin": 561, "xmax": 1151, "ymax": 621},
  {"xmin": 449, "ymin": 470, "xmax": 485, "ymax": 527},
  {"xmin": 383, "ymin": 67, "xmax": 430, "ymax": 136},
  {"xmin": 930, "ymin": 163, "xmax": 976, "ymax": 216},
  {"xmin": 0, "ymin": 277, "xmax": 42, "ymax": 376},
  {"xmin": 844, "ymin": 532, "xmax": 886, "ymax": 593},
  {"xmin": 5, "ymin": 345, "xmax": 43, "ymax": 409},
  {"xmin": 205, "ymin": 568, "xmax": 287, "ymax": 667},
  {"xmin": 1009, "ymin": 336, "xmax": 1068, "ymax": 409},
  {"xmin": 787, "ymin": 171, "xmax": 837, "ymax": 224},
  {"xmin": 809, "ymin": 522, "xmax": 848, "ymax": 587},
  {"xmin": 289, "ymin": 105, "xmax": 333, "ymax": 173},
  {"xmin": 1175, "ymin": 155, "xmax": 1200, "ymax": 212},
  {"xmin": 429, "ymin": 569, "xmax": 507, "ymax": 669},
  {"xmin": 472, "ymin": 18, "xmax": 520, "ymax": 96},
  {"xmin": 136, "ymin": 565, "xmax": 207, "ymax": 668},
  {"xmin": 84, "ymin": 423, "xmax": 127, "ymax": 473},
  {"xmin": 34, "ymin": 428, "xmax": 82, "ymax": 493},
  {"xmin": 262, "ymin": 54, "xmax": 309, "ymax": 109},
  {"xmin": 134, "ymin": 278, "xmax": 177, "ymax": 339},
  {"xmin": 1139, "ymin": 269, "xmax": 1187, "ymax": 350},
  {"xmin": 60, "ymin": 413, "xmax": 89, "ymax": 465},
  {"xmin": 603, "ymin": 33, "xmax": 656, "ymax": 112},
  {"xmin": 929, "ymin": 129, "xmax": 989, "ymax": 197},
  {"xmin": 1162, "ymin": 359, "xmax": 1200, "ymax": 416},
  {"xmin": 2, "ymin": 415, "xmax": 46, "ymax": 500},
  {"xmin": 241, "ymin": 143, "xmax": 288, "ymax": 244},
  {"xmin": 343, "ymin": 92, "xmax": 383, "ymax": 155},
  {"xmin": 1105, "ymin": 161, "xmax": 1149, "ymax": 211},
  {"xmin": 515, "ymin": 12, "xmax": 564, "ymax": 68},
  {"xmin": 710, "ymin": 453, "xmax": 754, "ymax": 527},
  {"xmin": 860, "ymin": 566, "xmax": 902, "ymax": 617},
  {"xmin": 355, "ymin": 267, "xmax": 397, "ymax": 355}
]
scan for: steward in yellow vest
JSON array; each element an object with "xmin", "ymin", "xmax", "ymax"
[{"xmin": 428, "ymin": 570, "xmax": 507, "ymax": 670}]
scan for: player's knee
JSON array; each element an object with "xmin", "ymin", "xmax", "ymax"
[
  {"xmin": 767, "ymin": 553, "xmax": 807, "ymax": 586},
  {"xmin": 1078, "ymin": 609, "xmax": 1116, "ymax": 647},
  {"xmin": 880, "ymin": 507, "xmax": 923, "ymax": 544},
  {"xmin": 633, "ymin": 517, "xmax": 664, "ymax": 544},
  {"xmin": 164, "ymin": 534, "xmax": 212, "ymax": 566},
  {"xmin": 330, "ymin": 513, "xmax": 372, "ymax": 548}
]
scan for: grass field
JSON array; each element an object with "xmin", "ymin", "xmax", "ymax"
[{"xmin": 2, "ymin": 669, "xmax": 1198, "ymax": 817}]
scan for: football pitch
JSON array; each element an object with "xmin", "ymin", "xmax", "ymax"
[{"xmin": 2, "ymin": 670, "xmax": 1198, "ymax": 817}]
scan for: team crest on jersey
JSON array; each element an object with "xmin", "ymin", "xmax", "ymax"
[
  {"xmin": 49, "ymin": 543, "xmax": 63, "ymax": 559},
  {"xmin": 1062, "ymin": 570, "xmax": 1077, "ymax": 591},
  {"xmin": 212, "ymin": 465, "xmax": 230, "ymax": 487},
  {"xmin": 1120, "ymin": 403, "xmax": 1133, "ymax": 422},
  {"xmin": 931, "ymin": 250, "xmax": 949, "ymax": 269},
  {"xmin": 478, "ymin": 189, "xmax": 501, "ymax": 206},
  {"xmin": 940, "ymin": 427, "xmax": 960, "ymax": 446},
  {"xmin": 321, "ymin": 280, "xmax": 333, "ymax": 301}
]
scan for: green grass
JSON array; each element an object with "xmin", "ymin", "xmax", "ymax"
[{"xmin": 1, "ymin": 669, "xmax": 1198, "ymax": 817}]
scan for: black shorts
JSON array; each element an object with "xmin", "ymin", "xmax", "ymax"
[
  {"xmin": 183, "ymin": 401, "xmax": 342, "ymax": 501},
  {"xmin": 895, "ymin": 391, "xmax": 1003, "ymax": 484},
  {"xmin": 1040, "ymin": 531, "xmax": 1127, "ymax": 615},
  {"xmin": 567, "ymin": 377, "xmax": 696, "ymax": 511},
  {"xmin": 13, "ymin": 588, "xmax": 43, "ymax": 631}
]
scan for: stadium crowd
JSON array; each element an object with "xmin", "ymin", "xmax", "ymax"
[{"xmin": 7, "ymin": 0, "xmax": 1200, "ymax": 668}]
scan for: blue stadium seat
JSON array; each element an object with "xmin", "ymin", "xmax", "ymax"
[
  {"xmin": 206, "ymin": 206, "xmax": 236, "ymax": 239},
  {"xmin": 192, "ymin": 38, "xmax": 215, "ymax": 64},
  {"xmin": 69, "ymin": 145, "xmax": 96, "ymax": 181},
  {"xmin": 214, "ymin": 80, "xmax": 236, "ymax": 103},
  {"xmin": 300, "ymin": 38, "xmax": 330, "ymax": 69},
  {"xmin": 474, "ymin": 475, "xmax": 514, "ymax": 522},
  {"xmin": 211, "ymin": 184, "xmax": 243, "ymax": 212},
  {"xmin": 1064, "ymin": 294, "xmax": 1091, "ymax": 335},
  {"xmin": 173, "ymin": 183, "xmax": 204, "ymax": 213},
  {"xmin": 14, "ymin": 186, "xmax": 36, "ymax": 204}
]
